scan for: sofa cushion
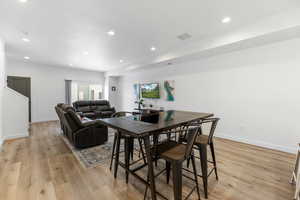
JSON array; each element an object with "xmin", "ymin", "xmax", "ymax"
[
  {"xmin": 82, "ymin": 112, "xmax": 95, "ymax": 118},
  {"xmin": 93, "ymin": 110, "xmax": 103, "ymax": 118},
  {"xmin": 64, "ymin": 111, "xmax": 83, "ymax": 132},
  {"xmin": 94, "ymin": 110, "xmax": 102, "ymax": 114},
  {"xmin": 74, "ymin": 101, "xmax": 91, "ymax": 106},
  {"xmin": 61, "ymin": 105, "xmax": 75, "ymax": 113},
  {"xmin": 104, "ymin": 107, "xmax": 115, "ymax": 112},
  {"xmin": 95, "ymin": 105, "xmax": 110, "ymax": 111},
  {"xmin": 93, "ymin": 100, "xmax": 109, "ymax": 106},
  {"xmin": 77, "ymin": 106, "xmax": 90, "ymax": 112},
  {"xmin": 101, "ymin": 111, "xmax": 114, "ymax": 117},
  {"xmin": 68, "ymin": 110, "xmax": 83, "ymax": 124},
  {"xmin": 57, "ymin": 103, "xmax": 64, "ymax": 108},
  {"xmin": 90, "ymin": 105, "xmax": 97, "ymax": 111}
]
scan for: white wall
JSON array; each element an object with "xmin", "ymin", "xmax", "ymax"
[
  {"xmin": 3, "ymin": 87, "xmax": 29, "ymax": 140},
  {"xmin": 107, "ymin": 76, "xmax": 121, "ymax": 111},
  {"xmin": 6, "ymin": 59, "xmax": 105, "ymax": 122},
  {"xmin": 117, "ymin": 37, "xmax": 300, "ymax": 153},
  {"xmin": 109, "ymin": 76, "xmax": 121, "ymax": 110},
  {"xmin": 0, "ymin": 38, "xmax": 5, "ymax": 147}
]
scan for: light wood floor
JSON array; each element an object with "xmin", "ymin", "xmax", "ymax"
[{"xmin": 0, "ymin": 121, "xmax": 296, "ymax": 200}]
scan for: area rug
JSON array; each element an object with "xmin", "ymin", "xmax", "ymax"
[
  {"xmin": 61, "ymin": 128, "xmax": 119, "ymax": 168},
  {"xmin": 61, "ymin": 129, "xmax": 173, "ymax": 169}
]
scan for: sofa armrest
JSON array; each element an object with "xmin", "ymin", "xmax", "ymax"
[
  {"xmin": 108, "ymin": 107, "xmax": 116, "ymax": 113},
  {"xmin": 82, "ymin": 120, "xmax": 104, "ymax": 128},
  {"xmin": 73, "ymin": 125, "xmax": 108, "ymax": 148}
]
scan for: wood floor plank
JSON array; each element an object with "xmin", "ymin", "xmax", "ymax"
[
  {"xmin": 0, "ymin": 121, "xmax": 296, "ymax": 200},
  {"xmin": 1, "ymin": 162, "xmax": 21, "ymax": 200}
]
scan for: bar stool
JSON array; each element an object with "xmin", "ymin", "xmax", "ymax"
[
  {"xmin": 189, "ymin": 118, "xmax": 220, "ymax": 199},
  {"xmin": 144, "ymin": 127, "xmax": 201, "ymax": 200},
  {"xmin": 290, "ymin": 144, "xmax": 300, "ymax": 200},
  {"xmin": 109, "ymin": 112, "xmax": 146, "ymax": 183}
]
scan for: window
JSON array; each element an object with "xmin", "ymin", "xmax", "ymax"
[{"xmin": 71, "ymin": 81, "xmax": 103, "ymax": 103}]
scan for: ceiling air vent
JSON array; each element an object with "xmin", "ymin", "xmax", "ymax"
[{"xmin": 177, "ymin": 33, "xmax": 192, "ymax": 40}]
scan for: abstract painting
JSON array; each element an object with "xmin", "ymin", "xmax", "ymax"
[{"xmin": 164, "ymin": 80, "xmax": 175, "ymax": 101}]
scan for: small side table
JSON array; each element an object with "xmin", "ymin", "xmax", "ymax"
[{"xmin": 291, "ymin": 144, "xmax": 300, "ymax": 200}]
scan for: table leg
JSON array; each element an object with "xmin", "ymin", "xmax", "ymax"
[
  {"xmin": 125, "ymin": 137, "xmax": 130, "ymax": 184},
  {"xmin": 114, "ymin": 131, "xmax": 121, "ymax": 178},
  {"xmin": 143, "ymin": 136, "xmax": 157, "ymax": 200},
  {"xmin": 129, "ymin": 137, "xmax": 134, "ymax": 161},
  {"xmin": 138, "ymin": 138, "xmax": 147, "ymax": 164},
  {"xmin": 153, "ymin": 135, "xmax": 159, "ymax": 167},
  {"xmin": 109, "ymin": 132, "xmax": 117, "ymax": 170},
  {"xmin": 172, "ymin": 161, "xmax": 182, "ymax": 200}
]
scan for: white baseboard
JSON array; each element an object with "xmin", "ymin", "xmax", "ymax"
[
  {"xmin": 0, "ymin": 137, "xmax": 3, "ymax": 151},
  {"xmin": 31, "ymin": 119, "xmax": 58, "ymax": 124},
  {"xmin": 216, "ymin": 133, "xmax": 297, "ymax": 154},
  {"xmin": 4, "ymin": 132, "xmax": 29, "ymax": 141}
]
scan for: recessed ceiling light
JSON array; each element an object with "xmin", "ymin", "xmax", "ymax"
[
  {"xmin": 119, "ymin": 59, "xmax": 124, "ymax": 63},
  {"xmin": 69, "ymin": 63, "xmax": 73, "ymax": 66},
  {"xmin": 83, "ymin": 51, "xmax": 89, "ymax": 55},
  {"xmin": 222, "ymin": 17, "xmax": 231, "ymax": 23},
  {"xmin": 24, "ymin": 56, "xmax": 30, "ymax": 60},
  {"xmin": 107, "ymin": 30, "xmax": 115, "ymax": 36},
  {"xmin": 22, "ymin": 38, "xmax": 30, "ymax": 42},
  {"xmin": 150, "ymin": 46, "xmax": 156, "ymax": 51},
  {"xmin": 19, "ymin": 0, "xmax": 28, "ymax": 3}
]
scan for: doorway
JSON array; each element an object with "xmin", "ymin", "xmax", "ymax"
[{"xmin": 7, "ymin": 76, "xmax": 31, "ymax": 122}]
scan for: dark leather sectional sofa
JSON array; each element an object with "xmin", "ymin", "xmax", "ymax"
[
  {"xmin": 55, "ymin": 103, "xmax": 108, "ymax": 148},
  {"xmin": 73, "ymin": 100, "xmax": 116, "ymax": 119}
]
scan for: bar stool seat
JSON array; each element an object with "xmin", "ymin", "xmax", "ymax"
[
  {"xmin": 161, "ymin": 144, "xmax": 187, "ymax": 161},
  {"xmin": 152, "ymin": 140, "xmax": 178, "ymax": 155},
  {"xmin": 195, "ymin": 135, "xmax": 209, "ymax": 144}
]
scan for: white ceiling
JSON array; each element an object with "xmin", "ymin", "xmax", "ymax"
[{"xmin": 0, "ymin": 0, "xmax": 299, "ymax": 72}]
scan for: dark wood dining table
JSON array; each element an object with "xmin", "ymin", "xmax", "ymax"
[{"xmin": 99, "ymin": 110, "xmax": 213, "ymax": 200}]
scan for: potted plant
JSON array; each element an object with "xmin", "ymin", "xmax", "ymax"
[{"xmin": 134, "ymin": 99, "xmax": 145, "ymax": 110}]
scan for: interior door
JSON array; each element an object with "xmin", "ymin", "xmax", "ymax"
[{"xmin": 7, "ymin": 76, "xmax": 31, "ymax": 122}]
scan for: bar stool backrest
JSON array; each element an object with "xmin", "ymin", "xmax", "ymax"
[
  {"xmin": 184, "ymin": 127, "xmax": 200, "ymax": 159},
  {"xmin": 201, "ymin": 118, "xmax": 219, "ymax": 144}
]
